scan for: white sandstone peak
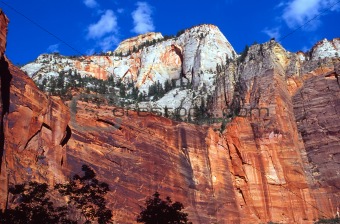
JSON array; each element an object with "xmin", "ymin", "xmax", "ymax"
[
  {"xmin": 21, "ymin": 24, "xmax": 339, "ymax": 113},
  {"xmin": 310, "ymin": 38, "xmax": 340, "ymax": 60},
  {"xmin": 114, "ymin": 32, "xmax": 164, "ymax": 55}
]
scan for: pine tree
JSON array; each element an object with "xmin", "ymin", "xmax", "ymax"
[
  {"xmin": 238, "ymin": 45, "xmax": 249, "ymax": 63},
  {"xmin": 1, "ymin": 182, "xmax": 76, "ymax": 224},
  {"xmin": 148, "ymin": 82, "xmax": 157, "ymax": 96},
  {"xmin": 137, "ymin": 192, "xmax": 191, "ymax": 224},
  {"xmin": 131, "ymin": 87, "xmax": 139, "ymax": 100},
  {"xmin": 107, "ymin": 75, "xmax": 115, "ymax": 87},
  {"xmin": 157, "ymin": 81, "xmax": 164, "ymax": 98},
  {"xmin": 164, "ymin": 79, "xmax": 172, "ymax": 92},
  {"xmin": 119, "ymin": 85, "xmax": 126, "ymax": 97},
  {"xmin": 164, "ymin": 106, "xmax": 169, "ymax": 118},
  {"xmin": 55, "ymin": 165, "xmax": 113, "ymax": 223},
  {"xmin": 171, "ymin": 79, "xmax": 177, "ymax": 88},
  {"xmin": 57, "ymin": 72, "xmax": 65, "ymax": 89},
  {"xmin": 99, "ymin": 82, "xmax": 106, "ymax": 94},
  {"xmin": 137, "ymin": 93, "xmax": 143, "ymax": 102},
  {"xmin": 49, "ymin": 79, "xmax": 57, "ymax": 95}
]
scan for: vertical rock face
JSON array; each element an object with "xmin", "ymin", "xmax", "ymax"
[
  {"xmin": 218, "ymin": 68, "xmax": 320, "ymax": 223},
  {"xmin": 63, "ymin": 64, "xmax": 339, "ymax": 223},
  {"xmin": 210, "ymin": 40, "xmax": 340, "ymax": 223},
  {"xmin": 0, "ymin": 9, "xmax": 9, "ymax": 212},
  {"xmin": 0, "ymin": 10, "xmax": 7, "ymax": 57},
  {"xmin": 2, "ymin": 10, "xmax": 340, "ymax": 224},
  {"xmin": 65, "ymin": 100, "xmax": 244, "ymax": 223},
  {"xmin": 292, "ymin": 66, "xmax": 340, "ymax": 213},
  {"xmin": 0, "ymin": 60, "xmax": 71, "ymax": 209},
  {"xmin": 0, "ymin": 11, "xmax": 70, "ymax": 210}
]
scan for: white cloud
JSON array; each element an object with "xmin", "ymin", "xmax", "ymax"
[
  {"xmin": 87, "ymin": 10, "xmax": 118, "ymax": 39},
  {"xmin": 86, "ymin": 48, "xmax": 96, "ymax": 55},
  {"xmin": 99, "ymin": 35, "xmax": 120, "ymax": 52},
  {"xmin": 86, "ymin": 10, "xmax": 120, "ymax": 52},
  {"xmin": 131, "ymin": 2, "xmax": 155, "ymax": 34},
  {"xmin": 47, "ymin": 44, "xmax": 59, "ymax": 53},
  {"xmin": 301, "ymin": 46, "xmax": 309, "ymax": 52},
  {"xmin": 83, "ymin": 0, "xmax": 99, "ymax": 8},
  {"xmin": 117, "ymin": 8, "xmax": 124, "ymax": 14},
  {"xmin": 282, "ymin": 0, "xmax": 340, "ymax": 29},
  {"xmin": 276, "ymin": 2, "xmax": 286, "ymax": 8},
  {"xmin": 263, "ymin": 27, "xmax": 281, "ymax": 40}
]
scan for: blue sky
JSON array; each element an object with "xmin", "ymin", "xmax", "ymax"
[{"xmin": 1, "ymin": 0, "xmax": 339, "ymax": 65}]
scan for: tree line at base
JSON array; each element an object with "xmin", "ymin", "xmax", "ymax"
[{"xmin": 0, "ymin": 165, "xmax": 191, "ymax": 224}]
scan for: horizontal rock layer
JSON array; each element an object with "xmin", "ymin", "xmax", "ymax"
[{"xmin": 1, "ymin": 10, "xmax": 340, "ymax": 224}]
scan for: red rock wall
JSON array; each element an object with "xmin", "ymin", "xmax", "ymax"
[
  {"xmin": 0, "ymin": 9, "xmax": 9, "ymax": 211},
  {"xmin": 0, "ymin": 59, "xmax": 71, "ymax": 210},
  {"xmin": 218, "ymin": 69, "xmax": 320, "ymax": 223},
  {"xmin": 292, "ymin": 67, "xmax": 340, "ymax": 217},
  {"xmin": 0, "ymin": 11, "xmax": 70, "ymax": 209},
  {"xmin": 63, "ymin": 65, "xmax": 339, "ymax": 223},
  {"xmin": 0, "ymin": 10, "xmax": 8, "ymax": 58},
  {"xmin": 64, "ymin": 101, "xmax": 241, "ymax": 223},
  {"xmin": 0, "ymin": 10, "xmax": 339, "ymax": 224}
]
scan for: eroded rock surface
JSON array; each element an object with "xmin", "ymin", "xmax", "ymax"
[
  {"xmin": 1, "ymin": 10, "xmax": 339, "ymax": 224},
  {"xmin": 0, "ymin": 11, "xmax": 70, "ymax": 210}
]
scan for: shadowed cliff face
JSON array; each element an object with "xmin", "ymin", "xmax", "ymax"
[
  {"xmin": 0, "ymin": 59, "xmax": 71, "ymax": 210},
  {"xmin": 1, "ymin": 10, "xmax": 340, "ymax": 224},
  {"xmin": 0, "ymin": 10, "xmax": 10, "ymax": 210},
  {"xmin": 0, "ymin": 10, "xmax": 70, "ymax": 210}
]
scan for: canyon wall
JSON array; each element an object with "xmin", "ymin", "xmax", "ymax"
[
  {"xmin": 1, "ymin": 10, "xmax": 339, "ymax": 223},
  {"xmin": 0, "ymin": 9, "xmax": 9, "ymax": 211},
  {"xmin": 0, "ymin": 11, "xmax": 70, "ymax": 210},
  {"xmin": 61, "ymin": 60, "xmax": 340, "ymax": 223}
]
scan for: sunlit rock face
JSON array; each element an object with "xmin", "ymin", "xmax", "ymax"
[
  {"xmin": 0, "ymin": 65, "xmax": 70, "ymax": 208},
  {"xmin": 47, "ymin": 62, "xmax": 340, "ymax": 223},
  {"xmin": 2, "ymin": 9, "xmax": 340, "ymax": 223},
  {"xmin": 310, "ymin": 38, "xmax": 340, "ymax": 60},
  {"xmin": 113, "ymin": 32, "xmax": 164, "ymax": 55},
  {"xmin": 209, "ymin": 37, "xmax": 340, "ymax": 223},
  {"xmin": 22, "ymin": 24, "xmax": 237, "ymax": 110},
  {"xmin": 0, "ymin": 11, "xmax": 70, "ymax": 211}
]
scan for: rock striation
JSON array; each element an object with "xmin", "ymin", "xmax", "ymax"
[
  {"xmin": 113, "ymin": 32, "xmax": 164, "ymax": 55},
  {"xmin": 1, "ymin": 10, "xmax": 340, "ymax": 224},
  {"xmin": 0, "ymin": 11, "xmax": 70, "ymax": 210},
  {"xmin": 22, "ymin": 24, "xmax": 236, "ymax": 110},
  {"xmin": 0, "ymin": 8, "xmax": 9, "ymax": 211}
]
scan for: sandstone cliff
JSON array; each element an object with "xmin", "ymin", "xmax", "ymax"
[
  {"xmin": 211, "ymin": 40, "xmax": 340, "ymax": 222},
  {"xmin": 22, "ymin": 24, "xmax": 236, "ymax": 111},
  {"xmin": 1, "ymin": 10, "xmax": 340, "ymax": 224},
  {"xmin": 0, "ymin": 9, "xmax": 9, "ymax": 211},
  {"xmin": 0, "ymin": 10, "xmax": 70, "ymax": 210}
]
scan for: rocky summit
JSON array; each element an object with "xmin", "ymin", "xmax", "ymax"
[{"xmin": 1, "ymin": 9, "xmax": 340, "ymax": 224}]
